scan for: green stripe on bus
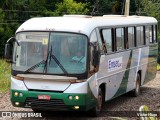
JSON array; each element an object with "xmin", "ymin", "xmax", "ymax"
[{"xmin": 112, "ymin": 50, "xmax": 132, "ymax": 99}]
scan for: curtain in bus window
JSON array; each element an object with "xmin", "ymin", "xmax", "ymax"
[
  {"xmin": 90, "ymin": 30, "xmax": 101, "ymax": 52},
  {"xmin": 102, "ymin": 29, "xmax": 112, "ymax": 52},
  {"xmin": 145, "ymin": 26, "xmax": 153, "ymax": 44},
  {"xmin": 136, "ymin": 26, "xmax": 144, "ymax": 46},
  {"xmin": 116, "ymin": 28, "xmax": 124, "ymax": 50},
  {"xmin": 128, "ymin": 27, "xmax": 135, "ymax": 48},
  {"xmin": 61, "ymin": 37, "xmax": 70, "ymax": 57},
  {"xmin": 153, "ymin": 25, "xmax": 157, "ymax": 43},
  {"xmin": 90, "ymin": 30, "xmax": 98, "ymax": 71}
]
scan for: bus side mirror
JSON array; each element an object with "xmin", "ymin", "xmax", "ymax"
[
  {"xmin": 4, "ymin": 43, "xmax": 12, "ymax": 62},
  {"xmin": 92, "ymin": 50, "xmax": 99, "ymax": 66},
  {"xmin": 4, "ymin": 37, "xmax": 19, "ymax": 63}
]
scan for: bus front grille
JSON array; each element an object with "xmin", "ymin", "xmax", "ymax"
[{"xmin": 25, "ymin": 97, "xmax": 67, "ymax": 110}]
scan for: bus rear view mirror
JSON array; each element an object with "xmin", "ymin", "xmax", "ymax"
[
  {"xmin": 4, "ymin": 37, "xmax": 20, "ymax": 63},
  {"xmin": 4, "ymin": 43, "xmax": 12, "ymax": 62}
]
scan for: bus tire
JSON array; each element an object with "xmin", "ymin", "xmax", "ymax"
[
  {"xmin": 131, "ymin": 73, "xmax": 141, "ymax": 97},
  {"xmin": 88, "ymin": 88, "xmax": 103, "ymax": 117}
]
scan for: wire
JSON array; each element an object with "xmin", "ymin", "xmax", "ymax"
[
  {"xmin": 5, "ymin": 20, "xmax": 26, "ymax": 22},
  {"xmin": 0, "ymin": 23, "xmax": 19, "ymax": 24},
  {"xmin": 2, "ymin": 9, "xmax": 42, "ymax": 13}
]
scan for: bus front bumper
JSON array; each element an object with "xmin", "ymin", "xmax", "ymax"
[{"xmin": 11, "ymin": 90, "xmax": 96, "ymax": 111}]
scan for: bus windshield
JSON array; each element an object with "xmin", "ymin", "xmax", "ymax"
[{"xmin": 13, "ymin": 32, "xmax": 88, "ymax": 74}]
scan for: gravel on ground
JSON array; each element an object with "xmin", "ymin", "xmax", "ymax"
[{"xmin": 0, "ymin": 72, "xmax": 160, "ymax": 120}]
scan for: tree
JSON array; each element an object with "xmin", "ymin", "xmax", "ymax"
[
  {"xmin": 55, "ymin": 0, "xmax": 89, "ymax": 15},
  {"xmin": 0, "ymin": 9, "xmax": 5, "ymax": 32},
  {"xmin": 135, "ymin": 0, "xmax": 160, "ymax": 61},
  {"xmin": 45, "ymin": 0, "xmax": 63, "ymax": 11},
  {"xmin": 89, "ymin": 0, "xmax": 117, "ymax": 15},
  {"xmin": 0, "ymin": 9, "xmax": 5, "ymax": 57},
  {"xmin": 89, "ymin": 0, "xmax": 140, "ymax": 16},
  {"xmin": 136, "ymin": 0, "xmax": 160, "ymax": 19},
  {"xmin": 135, "ymin": 0, "xmax": 160, "ymax": 29},
  {"xmin": 0, "ymin": 0, "xmax": 19, "ymax": 57}
]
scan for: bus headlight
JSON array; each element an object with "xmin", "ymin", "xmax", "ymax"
[
  {"xmin": 74, "ymin": 96, "xmax": 79, "ymax": 100},
  {"xmin": 14, "ymin": 92, "xmax": 19, "ymax": 97},
  {"xmin": 74, "ymin": 106, "xmax": 79, "ymax": 109},
  {"xmin": 15, "ymin": 102, "xmax": 20, "ymax": 106},
  {"xmin": 19, "ymin": 93, "xmax": 23, "ymax": 97},
  {"xmin": 68, "ymin": 95, "xmax": 73, "ymax": 100}
]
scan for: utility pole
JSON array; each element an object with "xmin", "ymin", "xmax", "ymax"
[{"xmin": 124, "ymin": 0, "xmax": 130, "ymax": 16}]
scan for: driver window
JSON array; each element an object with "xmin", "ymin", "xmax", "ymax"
[{"xmin": 90, "ymin": 30, "xmax": 98, "ymax": 73}]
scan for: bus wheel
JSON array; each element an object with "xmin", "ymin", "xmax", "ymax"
[
  {"xmin": 89, "ymin": 88, "xmax": 103, "ymax": 117},
  {"xmin": 131, "ymin": 73, "xmax": 141, "ymax": 97}
]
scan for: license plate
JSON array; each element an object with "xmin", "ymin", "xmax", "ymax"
[{"xmin": 38, "ymin": 95, "xmax": 51, "ymax": 100}]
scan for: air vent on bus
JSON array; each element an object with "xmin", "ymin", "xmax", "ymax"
[
  {"xmin": 25, "ymin": 97, "xmax": 67, "ymax": 110},
  {"xmin": 28, "ymin": 89, "xmax": 63, "ymax": 93}
]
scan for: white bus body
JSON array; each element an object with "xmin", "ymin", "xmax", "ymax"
[{"xmin": 7, "ymin": 15, "xmax": 158, "ymax": 115}]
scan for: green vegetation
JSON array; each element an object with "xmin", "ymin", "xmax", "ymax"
[
  {"xmin": 0, "ymin": 59, "xmax": 11, "ymax": 93},
  {"xmin": 0, "ymin": 0, "xmax": 159, "ymax": 57},
  {"xmin": 157, "ymin": 64, "xmax": 160, "ymax": 71},
  {"xmin": 55, "ymin": 0, "xmax": 89, "ymax": 15},
  {"xmin": 0, "ymin": 0, "xmax": 160, "ymax": 92}
]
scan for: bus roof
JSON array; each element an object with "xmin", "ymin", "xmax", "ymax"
[{"xmin": 16, "ymin": 15, "xmax": 157, "ymax": 36}]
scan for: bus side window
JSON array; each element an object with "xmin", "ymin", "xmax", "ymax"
[
  {"xmin": 127, "ymin": 27, "xmax": 135, "ymax": 48},
  {"xmin": 136, "ymin": 26, "xmax": 144, "ymax": 46},
  {"xmin": 116, "ymin": 28, "xmax": 125, "ymax": 51},
  {"xmin": 102, "ymin": 29, "xmax": 113, "ymax": 53},
  {"xmin": 90, "ymin": 30, "xmax": 98, "ymax": 43},
  {"xmin": 145, "ymin": 25, "xmax": 153, "ymax": 44},
  {"xmin": 153, "ymin": 25, "xmax": 157, "ymax": 43}
]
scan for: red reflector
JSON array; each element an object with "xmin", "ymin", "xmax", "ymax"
[{"xmin": 38, "ymin": 95, "xmax": 51, "ymax": 100}]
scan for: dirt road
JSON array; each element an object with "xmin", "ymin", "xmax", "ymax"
[{"xmin": 0, "ymin": 72, "xmax": 160, "ymax": 120}]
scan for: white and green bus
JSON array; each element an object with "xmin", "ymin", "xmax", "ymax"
[{"xmin": 5, "ymin": 14, "xmax": 158, "ymax": 116}]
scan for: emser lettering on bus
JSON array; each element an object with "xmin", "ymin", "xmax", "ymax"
[
  {"xmin": 108, "ymin": 57, "xmax": 122, "ymax": 71},
  {"xmin": 109, "ymin": 60, "xmax": 121, "ymax": 69}
]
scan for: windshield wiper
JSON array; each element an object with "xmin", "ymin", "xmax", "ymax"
[
  {"xmin": 24, "ymin": 60, "xmax": 45, "ymax": 73},
  {"xmin": 24, "ymin": 49, "xmax": 51, "ymax": 73},
  {"xmin": 24, "ymin": 46, "xmax": 68, "ymax": 75},
  {"xmin": 49, "ymin": 46, "xmax": 68, "ymax": 75}
]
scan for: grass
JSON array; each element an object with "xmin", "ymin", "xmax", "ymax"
[
  {"xmin": 157, "ymin": 64, "xmax": 160, "ymax": 71},
  {"xmin": 0, "ymin": 59, "xmax": 160, "ymax": 93},
  {"xmin": 0, "ymin": 59, "xmax": 11, "ymax": 93}
]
